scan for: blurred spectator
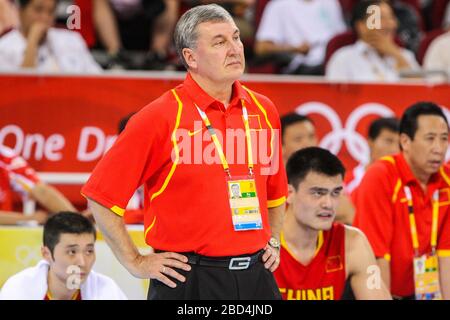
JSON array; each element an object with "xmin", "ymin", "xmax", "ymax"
[
  {"xmin": 281, "ymin": 113, "xmax": 317, "ymax": 166},
  {"xmin": 326, "ymin": 0, "xmax": 419, "ymax": 81},
  {"xmin": 334, "ymin": 0, "xmax": 422, "ymax": 52},
  {"xmin": 0, "ymin": 145, "xmax": 77, "ymax": 225},
  {"xmin": 423, "ymin": 30, "xmax": 450, "ymax": 80},
  {"xmin": 254, "ymin": 0, "xmax": 347, "ymax": 75},
  {"xmin": 0, "ymin": 0, "xmax": 19, "ymax": 36},
  {"xmin": 92, "ymin": 0, "xmax": 179, "ymax": 70},
  {"xmin": 0, "ymin": 0, "xmax": 101, "ymax": 72},
  {"xmin": 345, "ymin": 117, "xmax": 400, "ymax": 197}
]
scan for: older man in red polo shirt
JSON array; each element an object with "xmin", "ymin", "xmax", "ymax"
[
  {"xmin": 82, "ymin": 4, "xmax": 287, "ymax": 300},
  {"xmin": 354, "ymin": 101, "xmax": 450, "ymax": 300}
]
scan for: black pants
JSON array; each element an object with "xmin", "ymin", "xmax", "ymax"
[{"xmin": 147, "ymin": 258, "xmax": 281, "ymax": 300}]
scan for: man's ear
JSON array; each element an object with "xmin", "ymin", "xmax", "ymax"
[
  {"xmin": 41, "ymin": 246, "xmax": 53, "ymax": 263},
  {"xmin": 367, "ymin": 138, "xmax": 374, "ymax": 150},
  {"xmin": 182, "ymin": 48, "xmax": 197, "ymax": 69},
  {"xmin": 287, "ymin": 184, "xmax": 296, "ymax": 205},
  {"xmin": 399, "ymin": 133, "xmax": 411, "ymax": 152}
]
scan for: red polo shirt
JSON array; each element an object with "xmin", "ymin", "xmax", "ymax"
[
  {"xmin": 344, "ymin": 163, "xmax": 366, "ymax": 202},
  {"xmin": 354, "ymin": 153, "xmax": 450, "ymax": 297},
  {"xmin": 82, "ymin": 73, "xmax": 287, "ymax": 256}
]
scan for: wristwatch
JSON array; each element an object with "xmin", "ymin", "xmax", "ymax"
[{"xmin": 268, "ymin": 237, "xmax": 280, "ymax": 250}]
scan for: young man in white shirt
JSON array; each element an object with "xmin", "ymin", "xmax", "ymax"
[
  {"xmin": 0, "ymin": 212, "xmax": 127, "ymax": 300},
  {"xmin": 0, "ymin": 0, "xmax": 101, "ymax": 72},
  {"xmin": 255, "ymin": 0, "xmax": 346, "ymax": 75},
  {"xmin": 326, "ymin": 0, "xmax": 419, "ymax": 82}
]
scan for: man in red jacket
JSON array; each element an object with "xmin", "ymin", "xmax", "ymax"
[{"xmin": 354, "ymin": 101, "xmax": 450, "ymax": 299}]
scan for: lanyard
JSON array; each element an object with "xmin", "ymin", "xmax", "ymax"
[
  {"xmin": 404, "ymin": 186, "xmax": 439, "ymax": 256},
  {"xmin": 195, "ymin": 100, "xmax": 254, "ymax": 177}
]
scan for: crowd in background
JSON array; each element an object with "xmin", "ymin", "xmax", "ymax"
[{"xmin": 0, "ymin": 0, "xmax": 449, "ymax": 80}]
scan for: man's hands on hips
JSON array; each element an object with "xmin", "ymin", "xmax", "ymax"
[
  {"xmin": 262, "ymin": 243, "xmax": 280, "ymax": 272},
  {"xmin": 131, "ymin": 252, "xmax": 191, "ymax": 288}
]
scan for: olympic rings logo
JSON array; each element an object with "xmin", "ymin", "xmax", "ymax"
[
  {"xmin": 15, "ymin": 245, "xmax": 41, "ymax": 267},
  {"xmin": 295, "ymin": 102, "xmax": 450, "ymax": 164}
]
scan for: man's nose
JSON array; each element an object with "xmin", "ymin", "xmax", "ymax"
[
  {"xmin": 75, "ymin": 253, "xmax": 86, "ymax": 267},
  {"xmin": 321, "ymin": 195, "xmax": 333, "ymax": 209},
  {"xmin": 228, "ymin": 40, "xmax": 241, "ymax": 55},
  {"xmin": 432, "ymin": 139, "xmax": 447, "ymax": 155}
]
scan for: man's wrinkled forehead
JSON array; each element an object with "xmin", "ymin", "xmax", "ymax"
[{"xmin": 196, "ymin": 19, "xmax": 239, "ymax": 40}]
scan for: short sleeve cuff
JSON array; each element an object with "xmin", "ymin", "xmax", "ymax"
[
  {"xmin": 81, "ymin": 189, "xmax": 125, "ymax": 217},
  {"xmin": 437, "ymin": 250, "xmax": 450, "ymax": 257},
  {"xmin": 267, "ymin": 196, "xmax": 286, "ymax": 208},
  {"xmin": 375, "ymin": 253, "xmax": 391, "ymax": 262}
]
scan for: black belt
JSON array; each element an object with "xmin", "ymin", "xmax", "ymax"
[{"xmin": 183, "ymin": 250, "xmax": 264, "ymax": 270}]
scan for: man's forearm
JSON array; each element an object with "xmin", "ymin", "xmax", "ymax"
[
  {"xmin": 31, "ymin": 182, "xmax": 76, "ymax": 213},
  {"xmin": 88, "ymin": 198, "xmax": 141, "ymax": 276},
  {"xmin": 267, "ymin": 203, "xmax": 285, "ymax": 241},
  {"xmin": 254, "ymin": 41, "xmax": 303, "ymax": 56},
  {"xmin": 21, "ymin": 42, "xmax": 38, "ymax": 68},
  {"xmin": 0, "ymin": 211, "xmax": 34, "ymax": 225}
]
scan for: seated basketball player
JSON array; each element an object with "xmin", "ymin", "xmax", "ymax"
[{"xmin": 275, "ymin": 147, "xmax": 391, "ymax": 300}]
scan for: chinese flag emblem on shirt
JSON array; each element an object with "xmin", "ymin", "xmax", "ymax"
[{"xmin": 326, "ymin": 256, "xmax": 343, "ymax": 273}]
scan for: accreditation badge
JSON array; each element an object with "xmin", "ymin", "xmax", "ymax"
[
  {"xmin": 227, "ymin": 177, "xmax": 262, "ymax": 231},
  {"xmin": 413, "ymin": 253, "xmax": 442, "ymax": 300}
]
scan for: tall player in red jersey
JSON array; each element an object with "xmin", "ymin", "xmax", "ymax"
[{"xmin": 275, "ymin": 147, "xmax": 391, "ymax": 300}]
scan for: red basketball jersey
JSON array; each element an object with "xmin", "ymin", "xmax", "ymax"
[{"xmin": 275, "ymin": 223, "xmax": 346, "ymax": 300}]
